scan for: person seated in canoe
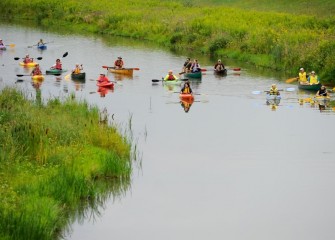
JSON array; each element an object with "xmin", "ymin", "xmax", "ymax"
[
  {"xmin": 72, "ymin": 64, "xmax": 83, "ymax": 74},
  {"xmin": 269, "ymin": 84, "xmax": 280, "ymax": 95},
  {"xmin": 0, "ymin": 39, "xmax": 4, "ymax": 47},
  {"xmin": 315, "ymin": 85, "xmax": 329, "ymax": 97},
  {"xmin": 164, "ymin": 70, "xmax": 179, "ymax": 81},
  {"xmin": 297, "ymin": 67, "xmax": 308, "ymax": 84},
  {"xmin": 114, "ymin": 56, "xmax": 124, "ymax": 69},
  {"xmin": 31, "ymin": 64, "xmax": 42, "ymax": 76},
  {"xmin": 37, "ymin": 39, "xmax": 45, "ymax": 46},
  {"xmin": 180, "ymin": 81, "xmax": 193, "ymax": 94},
  {"xmin": 50, "ymin": 59, "xmax": 62, "ymax": 70},
  {"xmin": 308, "ymin": 71, "xmax": 319, "ymax": 85},
  {"xmin": 214, "ymin": 59, "xmax": 225, "ymax": 72},
  {"xmin": 190, "ymin": 59, "xmax": 201, "ymax": 73},
  {"xmin": 182, "ymin": 57, "xmax": 192, "ymax": 73},
  {"xmin": 23, "ymin": 54, "xmax": 33, "ymax": 64},
  {"xmin": 97, "ymin": 73, "xmax": 110, "ymax": 83}
]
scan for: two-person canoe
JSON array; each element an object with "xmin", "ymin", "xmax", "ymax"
[
  {"xmin": 71, "ymin": 72, "xmax": 86, "ymax": 80},
  {"xmin": 109, "ymin": 68, "xmax": 133, "ymax": 75},
  {"xmin": 184, "ymin": 71, "xmax": 202, "ymax": 79},
  {"xmin": 45, "ymin": 69, "xmax": 67, "ymax": 75},
  {"xmin": 298, "ymin": 82, "xmax": 321, "ymax": 91}
]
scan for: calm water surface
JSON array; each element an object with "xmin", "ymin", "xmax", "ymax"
[{"xmin": 1, "ymin": 24, "xmax": 335, "ymax": 240}]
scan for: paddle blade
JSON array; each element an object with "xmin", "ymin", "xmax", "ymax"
[
  {"xmin": 201, "ymin": 68, "xmax": 207, "ymax": 72},
  {"xmin": 286, "ymin": 77, "xmax": 298, "ymax": 83},
  {"xmin": 14, "ymin": 57, "xmax": 20, "ymax": 60},
  {"xmin": 6, "ymin": 44, "xmax": 15, "ymax": 48},
  {"xmin": 16, "ymin": 74, "xmax": 29, "ymax": 77},
  {"xmin": 62, "ymin": 52, "xmax": 68, "ymax": 58},
  {"xmin": 133, "ymin": 68, "xmax": 140, "ymax": 70},
  {"xmin": 152, "ymin": 79, "xmax": 162, "ymax": 82},
  {"xmin": 252, "ymin": 91, "xmax": 261, "ymax": 94},
  {"xmin": 36, "ymin": 57, "xmax": 43, "ymax": 60},
  {"xmin": 232, "ymin": 68, "xmax": 241, "ymax": 71},
  {"xmin": 102, "ymin": 66, "xmax": 109, "ymax": 69},
  {"xmin": 286, "ymin": 87, "xmax": 296, "ymax": 92}
]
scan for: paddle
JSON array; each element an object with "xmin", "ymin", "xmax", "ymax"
[
  {"xmin": 27, "ymin": 41, "xmax": 53, "ymax": 48},
  {"xmin": 102, "ymin": 66, "xmax": 140, "ymax": 70},
  {"xmin": 14, "ymin": 57, "xmax": 43, "ymax": 61},
  {"xmin": 152, "ymin": 79, "xmax": 188, "ymax": 82},
  {"xmin": 5, "ymin": 44, "xmax": 15, "ymax": 48},
  {"xmin": 89, "ymin": 79, "xmax": 122, "ymax": 85},
  {"xmin": 286, "ymin": 77, "xmax": 298, "ymax": 83},
  {"xmin": 172, "ymin": 92, "xmax": 204, "ymax": 96},
  {"xmin": 16, "ymin": 73, "xmax": 60, "ymax": 77},
  {"xmin": 252, "ymin": 88, "xmax": 295, "ymax": 94}
]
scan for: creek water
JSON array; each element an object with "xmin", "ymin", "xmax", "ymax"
[{"xmin": 1, "ymin": 23, "xmax": 335, "ymax": 240}]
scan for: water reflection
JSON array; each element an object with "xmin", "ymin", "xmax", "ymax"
[{"xmin": 180, "ymin": 99, "xmax": 194, "ymax": 113}]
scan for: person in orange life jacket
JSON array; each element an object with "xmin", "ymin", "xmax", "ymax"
[
  {"xmin": 164, "ymin": 70, "xmax": 179, "ymax": 81},
  {"xmin": 316, "ymin": 85, "xmax": 329, "ymax": 97},
  {"xmin": 214, "ymin": 59, "xmax": 225, "ymax": 71},
  {"xmin": 72, "ymin": 63, "xmax": 83, "ymax": 74},
  {"xmin": 180, "ymin": 81, "xmax": 192, "ymax": 94},
  {"xmin": 190, "ymin": 59, "xmax": 201, "ymax": 72},
  {"xmin": 31, "ymin": 64, "xmax": 42, "ymax": 76},
  {"xmin": 114, "ymin": 56, "xmax": 124, "ymax": 69},
  {"xmin": 23, "ymin": 54, "xmax": 33, "ymax": 64},
  {"xmin": 308, "ymin": 71, "xmax": 319, "ymax": 85},
  {"xmin": 97, "ymin": 73, "xmax": 110, "ymax": 83},
  {"xmin": 51, "ymin": 59, "xmax": 62, "ymax": 70}
]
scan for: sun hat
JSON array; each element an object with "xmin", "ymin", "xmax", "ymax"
[
  {"xmin": 300, "ymin": 68, "xmax": 304, "ymax": 71},
  {"xmin": 311, "ymin": 71, "xmax": 315, "ymax": 74}
]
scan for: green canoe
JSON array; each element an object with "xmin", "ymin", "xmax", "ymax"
[
  {"xmin": 184, "ymin": 71, "xmax": 202, "ymax": 79},
  {"xmin": 71, "ymin": 72, "xmax": 86, "ymax": 80},
  {"xmin": 45, "ymin": 69, "xmax": 67, "ymax": 75},
  {"xmin": 298, "ymin": 82, "xmax": 321, "ymax": 91}
]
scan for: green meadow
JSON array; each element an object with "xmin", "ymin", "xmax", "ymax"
[
  {"xmin": 1, "ymin": 0, "xmax": 334, "ymax": 83},
  {"xmin": 0, "ymin": 88, "xmax": 132, "ymax": 239}
]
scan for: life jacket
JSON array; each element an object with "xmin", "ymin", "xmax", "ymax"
[
  {"xmin": 309, "ymin": 75, "xmax": 319, "ymax": 84},
  {"xmin": 167, "ymin": 74, "xmax": 176, "ymax": 80},
  {"xmin": 299, "ymin": 72, "xmax": 307, "ymax": 82},
  {"xmin": 73, "ymin": 67, "xmax": 81, "ymax": 74},
  {"xmin": 98, "ymin": 76, "xmax": 109, "ymax": 83},
  {"xmin": 269, "ymin": 88, "xmax": 279, "ymax": 95},
  {"xmin": 55, "ymin": 62, "xmax": 62, "ymax": 70},
  {"xmin": 32, "ymin": 68, "xmax": 42, "ymax": 76},
  {"xmin": 115, "ymin": 60, "xmax": 123, "ymax": 67},
  {"xmin": 182, "ymin": 87, "xmax": 191, "ymax": 94},
  {"xmin": 24, "ymin": 57, "xmax": 32, "ymax": 63}
]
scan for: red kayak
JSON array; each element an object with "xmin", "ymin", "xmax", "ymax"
[{"xmin": 96, "ymin": 82, "xmax": 114, "ymax": 88}]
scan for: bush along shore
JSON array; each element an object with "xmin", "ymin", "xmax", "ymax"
[
  {"xmin": 0, "ymin": 88, "xmax": 133, "ymax": 239},
  {"xmin": 0, "ymin": 0, "xmax": 334, "ymax": 84}
]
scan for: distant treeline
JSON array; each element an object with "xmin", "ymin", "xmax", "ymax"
[{"xmin": 1, "ymin": 0, "xmax": 334, "ymax": 83}]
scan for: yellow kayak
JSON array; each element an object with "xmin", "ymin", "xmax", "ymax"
[
  {"xmin": 31, "ymin": 75, "xmax": 45, "ymax": 81},
  {"xmin": 19, "ymin": 62, "xmax": 38, "ymax": 67}
]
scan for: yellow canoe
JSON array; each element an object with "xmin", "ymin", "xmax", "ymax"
[
  {"xmin": 19, "ymin": 62, "xmax": 38, "ymax": 67},
  {"xmin": 31, "ymin": 75, "xmax": 45, "ymax": 81},
  {"xmin": 109, "ymin": 68, "xmax": 133, "ymax": 75}
]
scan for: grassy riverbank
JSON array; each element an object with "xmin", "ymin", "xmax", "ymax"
[
  {"xmin": 0, "ymin": 88, "xmax": 132, "ymax": 239},
  {"xmin": 0, "ymin": 0, "xmax": 334, "ymax": 84}
]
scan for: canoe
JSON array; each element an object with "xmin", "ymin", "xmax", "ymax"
[
  {"xmin": 37, "ymin": 45, "xmax": 47, "ymax": 50},
  {"xmin": 179, "ymin": 93, "xmax": 194, "ymax": 101},
  {"xmin": 214, "ymin": 69, "xmax": 227, "ymax": 75},
  {"xmin": 163, "ymin": 79, "xmax": 182, "ymax": 85},
  {"xmin": 298, "ymin": 82, "xmax": 321, "ymax": 91},
  {"xmin": 71, "ymin": 72, "xmax": 86, "ymax": 80},
  {"xmin": 184, "ymin": 71, "xmax": 202, "ymax": 79},
  {"xmin": 19, "ymin": 62, "xmax": 38, "ymax": 67},
  {"xmin": 0, "ymin": 46, "xmax": 6, "ymax": 50},
  {"xmin": 109, "ymin": 68, "xmax": 133, "ymax": 75},
  {"xmin": 96, "ymin": 82, "xmax": 114, "ymax": 88},
  {"xmin": 31, "ymin": 75, "xmax": 45, "ymax": 81},
  {"xmin": 45, "ymin": 69, "xmax": 67, "ymax": 75}
]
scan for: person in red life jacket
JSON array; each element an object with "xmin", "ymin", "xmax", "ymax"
[
  {"xmin": 51, "ymin": 59, "xmax": 62, "ymax": 70},
  {"xmin": 31, "ymin": 64, "xmax": 42, "ymax": 76},
  {"xmin": 180, "ymin": 81, "xmax": 193, "ymax": 94},
  {"xmin": 23, "ymin": 54, "xmax": 33, "ymax": 64},
  {"xmin": 164, "ymin": 70, "xmax": 179, "ymax": 81},
  {"xmin": 97, "ymin": 73, "xmax": 110, "ymax": 83},
  {"xmin": 114, "ymin": 56, "xmax": 124, "ymax": 69}
]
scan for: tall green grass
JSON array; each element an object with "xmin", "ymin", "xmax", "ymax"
[
  {"xmin": 0, "ymin": 0, "xmax": 334, "ymax": 83},
  {"xmin": 0, "ymin": 88, "xmax": 132, "ymax": 239}
]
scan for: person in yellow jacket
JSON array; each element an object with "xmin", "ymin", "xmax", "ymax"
[
  {"xmin": 269, "ymin": 84, "xmax": 280, "ymax": 95},
  {"xmin": 164, "ymin": 70, "xmax": 179, "ymax": 81},
  {"xmin": 297, "ymin": 67, "xmax": 307, "ymax": 84},
  {"xmin": 180, "ymin": 81, "xmax": 193, "ymax": 94},
  {"xmin": 72, "ymin": 63, "xmax": 83, "ymax": 74},
  {"xmin": 308, "ymin": 71, "xmax": 319, "ymax": 85}
]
